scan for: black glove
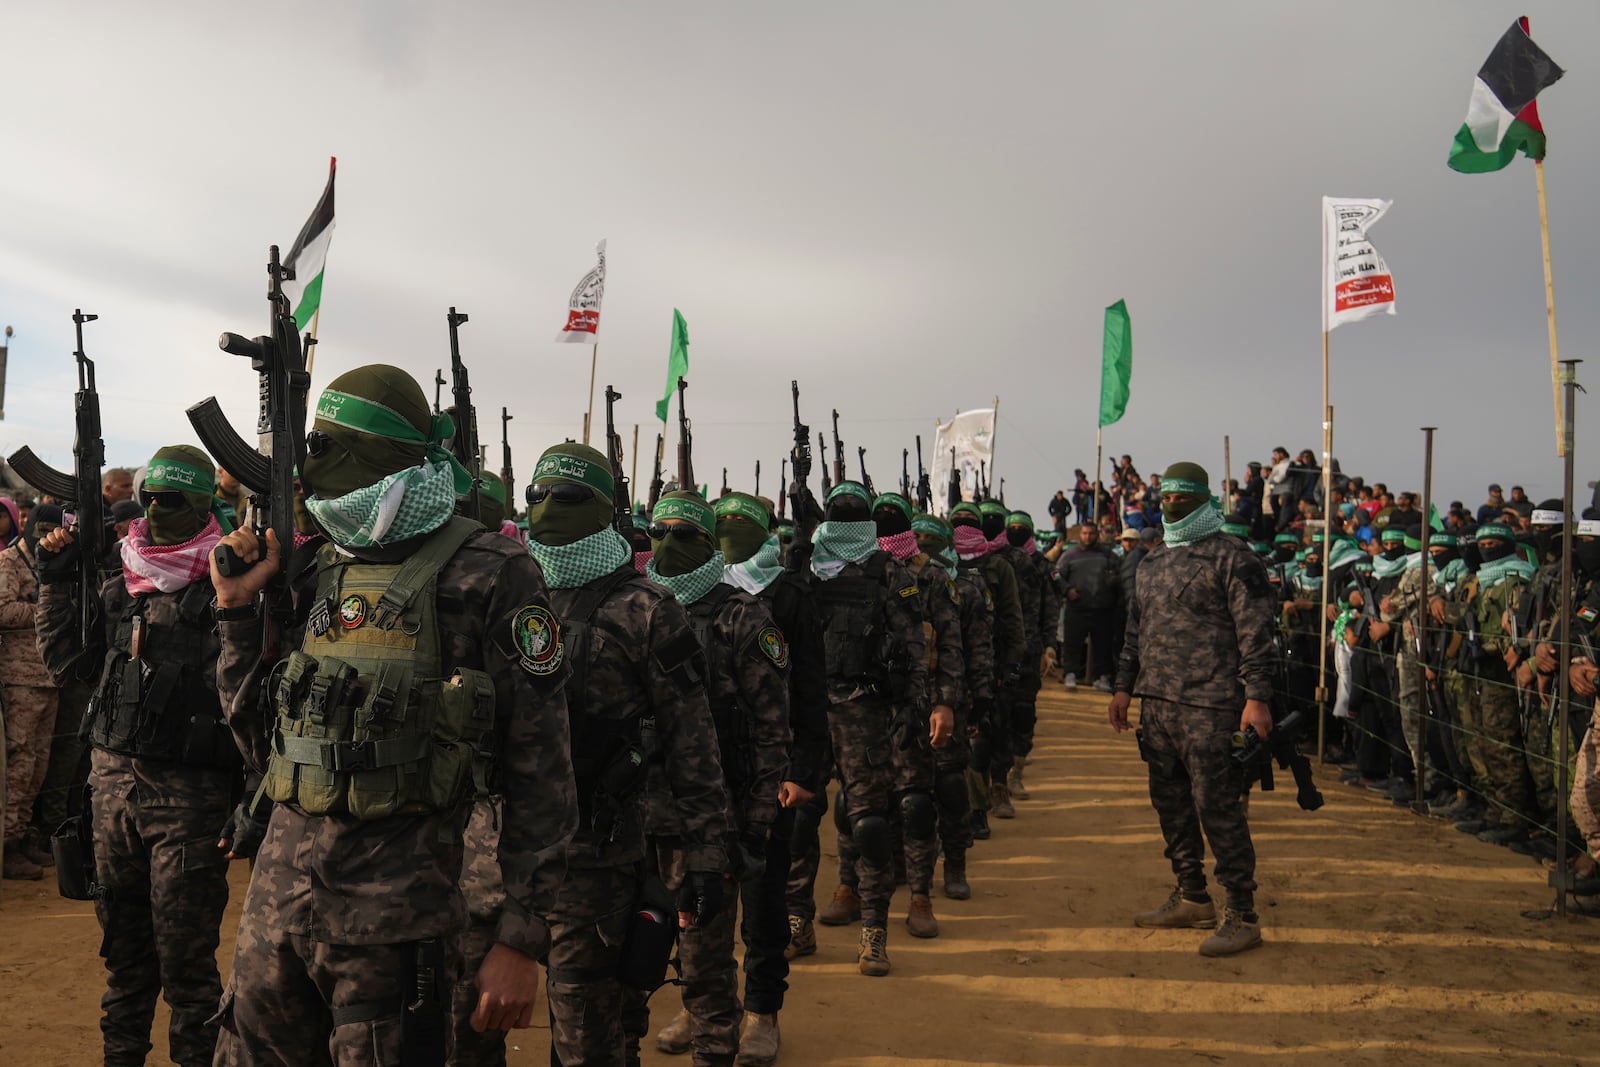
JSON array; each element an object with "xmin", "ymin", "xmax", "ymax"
[
  {"xmin": 218, "ymin": 796, "xmax": 273, "ymax": 859},
  {"xmin": 36, "ymin": 535, "xmax": 81, "ymax": 584},
  {"xmin": 735, "ymin": 830, "xmax": 769, "ymax": 883},
  {"xmin": 676, "ymin": 869, "xmax": 725, "ymax": 927}
]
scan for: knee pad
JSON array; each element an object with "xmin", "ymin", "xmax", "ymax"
[
  {"xmin": 833, "ymin": 793, "xmax": 852, "ymax": 838},
  {"xmin": 898, "ymin": 792, "xmax": 936, "ymax": 840},
  {"xmin": 935, "ymin": 770, "xmax": 970, "ymax": 815},
  {"xmin": 849, "ymin": 814, "xmax": 892, "ymax": 866}
]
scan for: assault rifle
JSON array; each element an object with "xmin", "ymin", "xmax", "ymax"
[
  {"xmin": 676, "ymin": 378, "xmax": 695, "ymax": 493},
  {"xmin": 1231, "ymin": 707, "xmax": 1324, "ymax": 811},
  {"xmin": 778, "ymin": 459, "xmax": 788, "ymax": 521},
  {"xmin": 604, "ymin": 385, "xmax": 632, "ymax": 532},
  {"xmin": 818, "ymin": 432, "xmax": 832, "ymax": 497},
  {"xmin": 830, "ymin": 409, "xmax": 845, "ymax": 487},
  {"xmin": 915, "ymin": 436, "xmax": 932, "ymax": 513},
  {"xmin": 754, "ymin": 460, "xmax": 761, "ymax": 500},
  {"xmin": 978, "ymin": 461, "xmax": 989, "ymax": 501},
  {"xmin": 721, "ymin": 468, "xmax": 729, "ymax": 498},
  {"xmin": 433, "ymin": 369, "xmax": 445, "ymax": 416},
  {"xmin": 186, "ymin": 245, "xmax": 311, "ymax": 640},
  {"xmin": 857, "ymin": 446, "xmax": 875, "ymax": 497},
  {"xmin": 901, "ymin": 449, "xmax": 911, "ymax": 498},
  {"xmin": 787, "ymin": 382, "xmax": 821, "ymax": 541},
  {"xmin": 9, "ymin": 309, "xmax": 105, "ymax": 650},
  {"xmin": 446, "ymin": 307, "xmax": 480, "ymax": 521},
  {"xmin": 947, "ymin": 447, "xmax": 960, "ymax": 511},
  {"xmin": 648, "ymin": 433, "xmax": 665, "ymax": 513},
  {"xmin": 500, "ymin": 407, "xmax": 515, "ymax": 517}
]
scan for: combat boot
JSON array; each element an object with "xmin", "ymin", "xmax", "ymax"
[
  {"xmin": 943, "ymin": 852, "xmax": 971, "ymax": 900},
  {"xmin": 3, "ymin": 837, "xmax": 42, "ymax": 881},
  {"xmin": 857, "ymin": 924, "xmax": 891, "ymax": 976},
  {"xmin": 1133, "ymin": 888, "xmax": 1217, "ymax": 929},
  {"xmin": 655, "ymin": 1009, "xmax": 693, "ymax": 1055},
  {"xmin": 737, "ymin": 1011, "xmax": 780, "ymax": 1067},
  {"xmin": 990, "ymin": 781, "xmax": 1015, "ymax": 819},
  {"xmin": 906, "ymin": 892, "xmax": 939, "ymax": 938},
  {"xmin": 1007, "ymin": 758, "xmax": 1029, "ymax": 800},
  {"xmin": 1198, "ymin": 907, "xmax": 1262, "ymax": 957},
  {"xmin": 818, "ymin": 883, "xmax": 862, "ymax": 926},
  {"xmin": 22, "ymin": 828, "xmax": 54, "ymax": 868},
  {"xmin": 971, "ymin": 808, "xmax": 991, "ymax": 840},
  {"xmin": 785, "ymin": 914, "xmax": 817, "ymax": 960}
]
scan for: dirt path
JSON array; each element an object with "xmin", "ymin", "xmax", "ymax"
[{"xmin": 5, "ymin": 686, "xmax": 1599, "ymax": 1065}]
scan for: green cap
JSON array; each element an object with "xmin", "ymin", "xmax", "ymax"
[
  {"xmin": 653, "ymin": 490, "xmax": 715, "ymax": 535},
  {"xmin": 714, "ymin": 492, "xmax": 772, "ymax": 531},
  {"xmin": 827, "ymin": 480, "xmax": 871, "ymax": 505},
  {"xmin": 532, "ymin": 442, "xmax": 614, "ymax": 499},
  {"xmin": 872, "ymin": 493, "xmax": 913, "ymax": 522}
]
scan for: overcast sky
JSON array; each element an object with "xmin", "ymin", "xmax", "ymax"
[{"xmin": 3, "ymin": 1, "xmax": 1596, "ymax": 517}]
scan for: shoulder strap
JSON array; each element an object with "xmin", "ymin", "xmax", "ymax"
[
  {"xmin": 863, "ymin": 549, "xmax": 890, "ymax": 580},
  {"xmin": 374, "ymin": 517, "xmax": 482, "ymax": 626},
  {"xmin": 691, "ymin": 582, "xmax": 735, "ymax": 616},
  {"xmin": 564, "ymin": 565, "xmax": 637, "ymax": 630}
]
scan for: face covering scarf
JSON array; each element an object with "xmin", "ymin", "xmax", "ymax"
[
  {"xmin": 1162, "ymin": 501, "xmax": 1224, "ymax": 548},
  {"xmin": 725, "ymin": 534, "xmax": 784, "ymax": 594},
  {"xmin": 1475, "ymin": 551, "xmax": 1536, "ymax": 590},
  {"xmin": 121, "ymin": 515, "xmax": 225, "ymax": 595},
  {"xmin": 647, "ymin": 550, "xmax": 728, "ymax": 605},
  {"xmin": 304, "ymin": 460, "xmax": 457, "ymax": 550},
  {"xmin": 528, "ymin": 526, "xmax": 633, "ymax": 589},
  {"xmin": 953, "ymin": 524, "xmax": 991, "ymax": 560},
  {"xmin": 878, "ymin": 530, "xmax": 919, "ymax": 561},
  {"xmin": 811, "ymin": 520, "xmax": 881, "ymax": 579},
  {"xmin": 1371, "ymin": 552, "xmax": 1409, "ymax": 580}
]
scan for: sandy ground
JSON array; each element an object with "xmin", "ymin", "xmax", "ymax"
[{"xmin": 4, "ymin": 685, "xmax": 1599, "ymax": 1066}]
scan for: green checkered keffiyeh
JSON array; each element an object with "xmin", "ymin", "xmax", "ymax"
[
  {"xmin": 648, "ymin": 550, "xmax": 727, "ymax": 604},
  {"xmin": 1162, "ymin": 498, "xmax": 1224, "ymax": 547},
  {"xmin": 304, "ymin": 460, "xmax": 457, "ymax": 549},
  {"xmin": 724, "ymin": 533, "xmax": 785, "ymax": 594},
  {"xmin": 527, "ymin": 526, "xmax": 632, "ymax": 589}
]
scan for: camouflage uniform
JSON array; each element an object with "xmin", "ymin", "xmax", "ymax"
[
  {"xmin": 1467, "ymin": 571, "xmax": 1537, "ymax": 828},
  {"xmin": 0, "ymin": 541, "xmax": 59, "ymax": 841},
  {"xmin": 997, "ymin": 544, "xmax": 1056, "ymax": 760},
  {"xmin": 958, "ymin": 552, "xmax": 1022, "ymax": 796},
  {"xmin": 1440, "ymin": 572, "xmax": 1489, "ymax": 795},
  {"xmin": 943, "ymin": 556, "xmax": 993, "ymax": 858},
  {"xmin": 1115, "ymin": 535, "xmax": 1276, "ymax": 912},
  {"xmin": 1512, "ymin": 560, "xmax": 1566, "ymax": 815},
  {"xmin": 212, "ymin": 530, "xmax": 578, "ymax": 1067},
  {"xmin": 1565, "ymin": 574, "xmax": 1600, "ymax": 851},
  {"xmin": 811, "ymin": 551, "xmax": 928, "ymax": 929},
  {"xmin": 1380, "ymin": 562, "xmax": 1445, "ymax": 793},
  {"xmin": 538, "ymin": 565, "xmax": 728, "ymax": 1067},
  {"xmin": 835, "ymin": 553, "xmax": 961, "ymax": 899},
  {"xmin": 625, "ymin": 584, "xmax": 790, "ymax": 1067},
  {"xmin": 37, "ymin": 567, "xmax": 238, "ymax": 1067}
]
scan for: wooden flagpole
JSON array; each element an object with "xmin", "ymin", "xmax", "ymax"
[
  {"xmin": 1535, "ymin": 159, "xmax": 1564, "ymax": 456},
  {"xmin": 1315, "ymin": 328, "xmax": 1333, "ymax": 760},
  {"xmin": 630, "ymin": 423, "xmax": 639, "ymax": 511},
  {"xmin": 988, "ymin": 395, "xmax": 1000, "ymax": 493},
  {"xmin": 305, "ymin": 307, "xmax": 322, "ymax": 378},
  {"xmin": 583, "ymin": 343, "xmax": 599, "ymax": 445}
]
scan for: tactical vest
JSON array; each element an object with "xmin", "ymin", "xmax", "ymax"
[
  {"xmin": 905, "ymin": 556, "xmax": 942, "ymax": 675},
  {"xmin": 686, "ymin": 583, "xmax": 754, "ymax": 796},
  {"xmin": 90, "ymin": 579, "xmax": 240, "ymax": 771},
  {"xmin": 557, "ymin": 565, "xmax": 654, "ymax": 837},
  {"xmin": 811, "ymin": 550, "xmax": 892, "ymax": 688},
  {"xmin": 263, "ymin": 518, "xmax": 496, "ymax": 819}
]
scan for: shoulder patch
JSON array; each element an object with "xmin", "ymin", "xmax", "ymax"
[
  {"xmin": 512, "ymin": 604, "xmax": 564, "ymax": 676},
  {"xmin": 947, "ymin": 577, "xmax": 960, "ymax": 605},
  {"xmin": 339, "ymin": 593, "xmax": 368, "ymax": 630},
  {"xmin": 899, "ymin": 585, "xmax": 920, "ymax": 599},
  {"xmin": 756, "ymin": 626, "xmax": 790, "ymax": 669}
]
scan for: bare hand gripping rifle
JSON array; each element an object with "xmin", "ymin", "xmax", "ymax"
[
  {"xmin": 8, "ymin": 309, "xmax": 105, "ymax": 650},
  {"xmin": 185, "ymin": 245, "xmax": 311, "ymax": 639}
]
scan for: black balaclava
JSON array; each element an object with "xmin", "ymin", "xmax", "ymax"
[{"xmin": 1479, "ymin": 539, "xmax": 1514, "ymax": 563}]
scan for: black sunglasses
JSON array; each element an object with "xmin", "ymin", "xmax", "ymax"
[
  {"xmin": 647, "ymin": 523, "xmax": 709, "ymax": 542},
  {"xmin": 305, "ymin": 429, "xmax": 332, "ymax": 458},
  {"xmin": 526, "ymin": 482, "xmax": 595, "ymax": 506},
  {"xmin": 138, "ymin": 490, "xmax": 186, "ymax": 509}
]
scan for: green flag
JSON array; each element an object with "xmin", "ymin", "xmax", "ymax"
[
  {"xmin": 1429, "ymin": 502, "xmax": 1445, "ymax": 532},
  {"xmin": 656, "ymin": 309, "xmax": 690, "ymax": 423},
  {"xmin": 1098, "ymin": 299, "xmax": 1131, "ymax": 428}
]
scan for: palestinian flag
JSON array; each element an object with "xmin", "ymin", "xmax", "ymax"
[
  {"xmin": 1448, "ymin": 18, "xmax": 1563, "ymax": 174},
  {"xmin": 282, "ymin": 157, "xmax": 337, "ymax": 330}
]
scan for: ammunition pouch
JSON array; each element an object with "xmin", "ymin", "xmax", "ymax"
[
  {"xmin": 813, "ymin": 551, "xmax": 893, "ymax": 689},
  {"xmin": 617, "ymin": 872, "xmax": 680, "ymax": 992},
  {"xmin": 1134, "ymin": 727, "xmax": 1182, "ymax": 780}
]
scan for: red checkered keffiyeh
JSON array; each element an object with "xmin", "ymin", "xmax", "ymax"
[
  {"xmin": 877, "ymin": 530, "xmax": 919, "ymax": 561},
  {"xmin": 121, "ymin": 515, "xmax": 225, "ymax": 596}
]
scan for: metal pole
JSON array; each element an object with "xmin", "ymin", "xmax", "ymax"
[
  {"xmin": 1223, "ymin": 434, "xmax": 1231, "ymax": 513},
  {"xmin": 1414, "ymin": 427, "xmax": 1436, "ymax": 813},
  {"xmin": 1092, "ymin": 427, "xmax": 1103, "ymax": 526},
  {"xmin": 1553, "ymin": 359, "xmax": 1581, "ymax": 917},
  {"xmin": 630, "ymin": 423, "xmax": 640, "ymax": 513}
]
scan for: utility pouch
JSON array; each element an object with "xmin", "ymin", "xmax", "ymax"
[
  {"xmin": 399, "ymin": 939, "xmax": 447, "ymax": 1067},
  {"xmin": 52, "ymin": 813, "xmax": 99, "ymax": 902},
  {"xmin": 616, "ymin": 873, "xmax": 680, "ymax": 992},
  {"xmin": 1134, "ymin": 727, "xmax": 1182, "ymax": 779}
]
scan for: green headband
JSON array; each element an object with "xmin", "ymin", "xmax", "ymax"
[
  {"xmin": 979, "ymin": 501, "xmax": 1007, "ymax": 518},
  {"xmin": 714, "ymin": 493, "xmax": 771, "ymax": 531},
  {"xmin": 144, "ymin": 457, "xmax": 214, "ymax": 495},
  {"xmin": 1403, "ymin": 534, "xmax": 1422, "ymax": 551},
  {"xmin": 913, "ymin": 514, "xmax": 951, "ymax": 538},
  {"xmin": 1476, "ymin": 523, "xmax": 1514, "ymax": 542},
  {"xmin": 653, "ymin": 493, "xmax": 715, "ymax": 535},
  {"xmin": 950, "ymin": 501, "xmax": 981, "ymax": 519},
  {"xmin": 1429, "ymin": 532, "xmax": 1456, "ymax": 548},
  {"xmin": 1221, "ymin": 522, "xmax": 1250, "ymax": 537},
  {"xmin": 1006, "ymin": 511, "xmax": 1034, "ymax": 530},
  {"xmin": 872, "ymin": 493, "xmax": 913, "ymax": 522},
  {"xmin": 1161, "ymin": 477, "xmax": 1210, "ymax": 497},
  {"xmin": 1380, "ymin": 528, "xmax": 1406, "ymax": 543},
  {"xmin": 316, "ymin": 389, "xmax": 432, "ymax": 444},
  {"xmin": 532, "ymin": 450, "xmax": 614, "ymax": 498},
  {"xmin": 478, "ymin": 472, "xmax": 507, "ymax": 506},
  {"xmin": 1251, "ymin": 541, "xmax": 1272, "ymax": 554},
  {"xmin": 1274, "ymin": 533, "xmax": 1299, "ymax": 545},
  {"xmin": 827, "ymin": 481, "xmax": 871, "ymax": 505}
]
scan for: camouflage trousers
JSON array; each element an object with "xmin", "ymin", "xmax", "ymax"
[
  {"xmin": 836, "ymin": 718, "xmax": 938, "ymax": 896},
  {"xmin": 546, "ymin": 862, "xmax": 640, "ymax": 1067},
  {"xmin": 935, "ymin": 711, "xmax": 973, "ymax": 858},
  {"xmin": 1474, "ymin": 664, "xmax": 1536, "ymax": 827},
  {"xmin": 622, "ymin": 843, "xmax": 741, "ymax": 1067},
  {"xmin": 450, "ymin": 798, "xmax": 508, "ymax": 1067},
  {"xmin": 89, "ymin": 749, "xmax": 233, "ymax": 1067},
  {"xmin": 1394, "ymin": 655, "xmax": 1444, "ymax": 793},
  {"xmin": 1001, "ymin": 659, "xmax": 1043, "ymax": 762},
  {"xmin": 1526, "ymin": 695, "xmax": 1587, "ymax": 818},
  {"xmin": 31, "ymin": 679, "xmax": 93, "ymax": 835},
  {"xmin": 1570, "ymin": 701, "xmax": 1600, "ymax": 853},
  {"xmin": 785, "ymin": 779, "xmax": 829, "ymax": 922},
  {"xmin": 1444, "ymin": 670, "xmax": 1487, "ymax": 794},
  {"xmin": 1137, "ymin": 699, "xmax": 1257, "ymax": 912},
  {"xmin": 826, "ymin": 696, "xmax": 899, "ymax": 925},
  {"xmin": 216, "ymin": 930, "xmax": 458, "ymax": 1066},
  {"xmin": 2, "ymin": 684, "xmax": 57, "ymax": 839}
]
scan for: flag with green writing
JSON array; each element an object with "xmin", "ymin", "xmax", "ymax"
[
  {"xmin": 656, "ymin": 309, "xmax": 689, "ymax": 422},
  {"xmin": 1098, "ymin": 300, "xmax": 1131, "ymax": 428}
]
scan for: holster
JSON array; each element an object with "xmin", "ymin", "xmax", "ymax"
[
  {"xmin": 51, "ymin": 812, "xmax": 100, "ymax": 902},
  {"xmin": 616, "ymin": 872, "xmax": 679, "ymax": 993},
  {"xmin": 400, "ymin": 939, "xmax": 447, "ymax": 1067}
]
